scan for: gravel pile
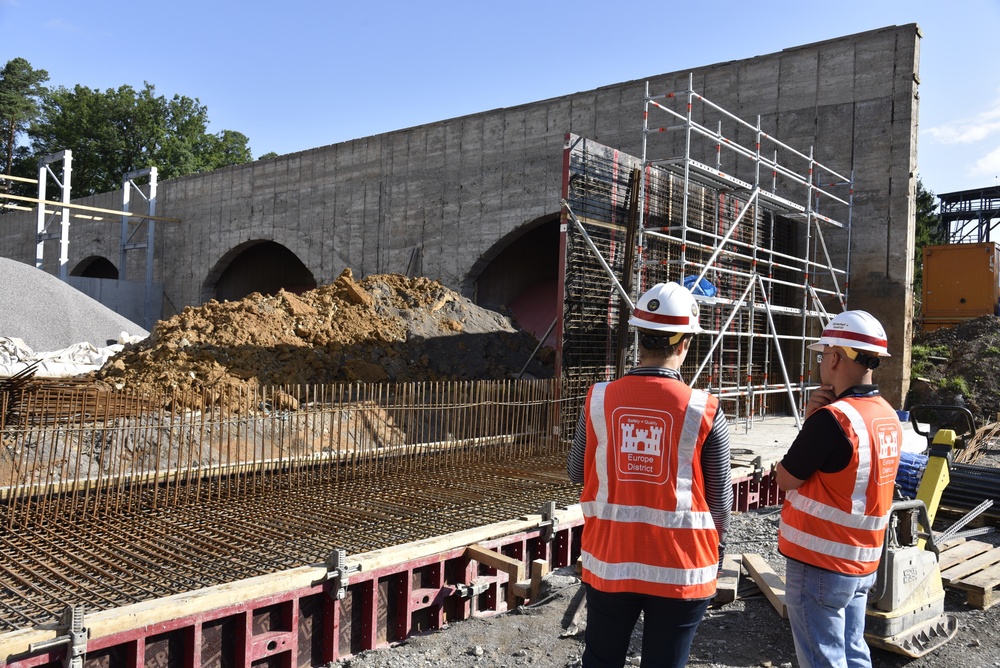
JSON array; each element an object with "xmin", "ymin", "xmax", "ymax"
[{"xmin": 0, "ymin": 257, "xmax": 148, "ymax": 353}]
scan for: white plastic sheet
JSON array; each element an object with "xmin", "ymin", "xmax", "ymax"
[{"xmin": 0, "ymin": 332, "xmax": 142, "ymax": 378}]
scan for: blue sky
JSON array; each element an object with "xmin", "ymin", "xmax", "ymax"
[{"xmin": 2, "ymin": 0, "xmax": 999, "ymax": 198}]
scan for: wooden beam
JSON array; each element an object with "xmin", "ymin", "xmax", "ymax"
[
  {"xmin": 714, "ymin": 553, "xmax": 742, "ymax": 604},
  {"xmin": 511, "ymin": 559, "xmax": 550, "ymax": 604},
  {"xmin": 741, "ymin": 553, "xmax": 787, "ymax": 619},
  {"xmin": 0, "ymin": 174, "xmax": 38, "ymax": 184},
  {"xmin": 466, "ymin": 544, "xmax": 526, "ymax": 610},
  {"xmin": 529, "ymin": 559, "xmax": 549, "ymax": 602},
  {"xmin": 0, "ymin": 193, "xmax": 182, "ymax": 223}
]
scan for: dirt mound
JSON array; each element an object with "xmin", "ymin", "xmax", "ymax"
[
  {"xmin": 92, "ymin": 270, "xmax": 553, "ymax": 396},
  {"xmin": 907, "ymin": 315, "xmax": 1000, "ymax": 424}
]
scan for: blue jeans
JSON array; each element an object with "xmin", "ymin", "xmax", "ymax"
[
  {"xmin": 583, "ymin": 584, "xmax": 710, "ymax": 668},
  {"xmin": 784, "ymin": 558, "xmax": 876, "ymax": 668}
]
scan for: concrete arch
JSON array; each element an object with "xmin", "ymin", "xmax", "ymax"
[
  {"xmin": 470, "ymin": 213, "xmax": 561, "ymax": 344},
  {"xmin": 203, "ymin": 240, "xmax": 317, "ymax": 303},
  {"xmin": 71, "ymin": 256, "xmax": 119, "ymax": 279}
]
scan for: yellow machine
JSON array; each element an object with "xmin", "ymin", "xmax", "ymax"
[{"xmin": 864, "ymin": 405, "xmax": 976, "ymax": 657}]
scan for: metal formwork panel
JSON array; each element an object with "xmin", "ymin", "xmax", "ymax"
[{"xmin": 0, "ymin": 515, "xmax": 586, "ymax": 668}]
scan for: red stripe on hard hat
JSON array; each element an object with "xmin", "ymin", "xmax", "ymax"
[
  {"xmin": 823, "ymin": 328, "xmax": 887, "ymax": 348},
  {"xmin": 635, "ymin": 309, "xmax": 689, "ymax": 325}
]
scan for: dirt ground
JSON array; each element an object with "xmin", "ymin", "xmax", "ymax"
[
  {"xmin": 91, "ymin": 269, "xmax": 553, "ymax": 397},
  {"xmin": 332, "ymin": 432, "xmax": 1000, "ymax": 668},
  {"xmin": 331, "ymin": 509, "xmax": 1000, "ymax": 668},
  {"xmin": 907, "ymin": 315, "xmax": 1000, "ymax": 425},
  {"xmin": 71, "ymin": 285, "xmax": 1000, "ymax": 666}
]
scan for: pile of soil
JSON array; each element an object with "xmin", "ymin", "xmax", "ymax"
[
  {"xmin": 92, "ymin": 270, "xmax": 553, "ymax": 397},
  {"xmin": 907, "ymin": 315, "xmax": 1000, "ymax": 424}
]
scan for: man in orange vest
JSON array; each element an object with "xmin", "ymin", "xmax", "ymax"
[
  {"xmin": 567, "ymin": 281, "xmax": 732, "ymax": 668},
  {"xmin": 777, "ymin": 310, "xmax": 902, "ymax": 668}
]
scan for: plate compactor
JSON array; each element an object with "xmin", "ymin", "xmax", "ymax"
[{"xmin": 864, "ymin": 405, "xmax": 977, "ymax": 657}]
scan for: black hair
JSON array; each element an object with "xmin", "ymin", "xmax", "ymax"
[{"xmin": 639, "ymin": 331, "xmax": 691, "ymax": 355}]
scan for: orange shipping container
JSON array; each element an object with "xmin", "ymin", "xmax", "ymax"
[{"xmin": 922, "ymin": 242, "xmax": 1000, "ymax": 321}]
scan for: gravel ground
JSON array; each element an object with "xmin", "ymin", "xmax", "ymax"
[
  {"xmin": 0, "ymin": 257, "xmax": 147, "ymax": 351},
  {"xmin": 331, "ymin": 508, "xmax": 1000, "ymax": 668}
]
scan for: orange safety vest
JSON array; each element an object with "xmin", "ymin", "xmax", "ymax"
[
  {"xmin": 580, "ymin": 374, "xmax": 721, "ymax": 599},
  {"xmin": 778, "ymin": 395, "xmax": 902, "ymax": 576}
]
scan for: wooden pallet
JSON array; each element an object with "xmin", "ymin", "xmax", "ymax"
[{"xmin": 938, "ymin": 539, "xmax": 1000, "ymax": 609}]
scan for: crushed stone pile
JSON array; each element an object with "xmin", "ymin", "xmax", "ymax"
[
  {"xmin": 0, "ymin": 257, "xmax": 148, "ymax": 352},
  {"xmin": 907, "ymin": 315, "xmax": 1000, "ymax": 424},
  {"xmin": 92, "ymin": 269, "xmax": 554, "ymax": 396}
]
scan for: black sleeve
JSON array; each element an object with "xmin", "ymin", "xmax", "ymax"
[{"xmin": 780, "ymin": 409, "xmax": 853, "ymax": 481}]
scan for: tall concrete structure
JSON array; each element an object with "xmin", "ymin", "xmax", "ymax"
[{"xmin": 0, "ymin": 24, "xmax": 920, "ymax": 406}]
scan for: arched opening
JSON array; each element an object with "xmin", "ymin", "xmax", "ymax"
[
  {"xmin": 472, "ymin": 215, "xmax": 560, "ymax": 346},
  {"xmin": 71, "ymin": 256, "xmax": 119, "ymax": 279},
  {"xmin": 207, "ymin": 241, "xmax": 317, "ymax": 302}
]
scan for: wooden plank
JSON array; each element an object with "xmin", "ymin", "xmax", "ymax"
[
  {"xmin": 511, "ymin": 581, "xmax": 532, "ymax": 600},
  {"xmin": 952, "ymin": 560, "xmax": 1000, "ymax": 610},
  {"xmin": 714, "ymin": 553, "xmax": 742, "ymax": 604},
  {"xmin": 741, "ymin": 553, "xmax": 787, "ymax": 619},
  {"xmin": 465, "ymin": 544, "xmax": 526, "ymax": 610},
  {"xmin": 940, "ymin": 546, "xmax": 1000, "ymax": 585},
  {"xmin": 0, "ymin": 192, "xmax": 182, "ymax": 222},
  {"xmin": 465, "ymin": 544, "xmax": 526, "ymax": 581},
  {"xmin": 938, "ymin": 539, "xmax": 990, "ymax": 574},
  {"xmin": 530, "ymin": 559, "xmax": 549, "ymax": 602}
]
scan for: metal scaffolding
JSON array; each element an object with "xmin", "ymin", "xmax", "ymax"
[
  {"xmin": 0, "ymin": 154, "xmax": 177, "ymax": 328},
  {"xmin": 557, "ymin": 75, "xmax": 854, "ymax": 424},
  {"xmin": 938, "ymin": 186, "xmax": 1000, "ymax": 244}
]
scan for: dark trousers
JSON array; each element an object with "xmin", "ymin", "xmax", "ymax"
[{"xmin": 583, "ymin": 584, "xmax": 710, "ymax": 668}]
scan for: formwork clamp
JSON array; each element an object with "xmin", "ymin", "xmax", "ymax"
[
  {"xmin": 538, "ymin": 500, "xmax": 559, "ymax": 543},
  {"xmin": 454, "ymin": 580, "xmax": 491, "ymax": 598},
  {"xmin": 325, "ymin": 548, "xmax": 362, "ymax": 601},
  {"xmin": 29, "ymin": 606, "xmax": 87, "ymax": 668}
]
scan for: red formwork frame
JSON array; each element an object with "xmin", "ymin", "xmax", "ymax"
[
  {"xmin": 0, "ymin": 474, "xmax": 784, "ymax": 668},
  {"xmin": 0, "ymin": 509, "xmax": 585, "ymax": 668},
  {"xmin": 732, "ymin": 467, "xmax": 783, "ymax": 512}
]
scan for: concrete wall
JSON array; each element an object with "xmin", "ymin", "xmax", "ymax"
[
  {"xmin": 0, "ymin": 24, "xmax": 920, "ymax": 405},
  {"xmin": 66, "ymin": 277, "xmax": 163, "ymax": 331}
]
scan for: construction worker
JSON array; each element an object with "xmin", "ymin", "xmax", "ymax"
[
  {"xmin": 776, "ymin": 309, "xmax": 902, "ymax": 668},
  {"xmin": 567, "ymin": 281, "xmax": 732, "ymax": 668}
]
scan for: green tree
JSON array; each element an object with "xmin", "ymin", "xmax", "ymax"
[
  {"xmin": 29, "ymin": 82, "xmax": 251, "ymax": 195},
  {"xmin": 913, "ymin": 178, "xmax": 942, "ymax": 306},
  {"xmin": 0, "ymin": 58, "xmax": 49, "ymax": 175}
]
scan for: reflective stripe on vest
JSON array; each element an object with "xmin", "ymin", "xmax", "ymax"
[
  {"xmin": 779, "ymin": 523, "xmax": 883, "ymax": 563},
  {"xmin": 779, "ymin": 396, "xmax": 900, "ymax": 575},
  {"xmin": 582, "ymin": 553, "xmax": 719, "ymax": 587},
  {"xmin": 841, "ymin": 402, "xmax": 871, "ymax": 514}
]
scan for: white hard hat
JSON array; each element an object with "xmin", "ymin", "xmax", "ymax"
[
  {"xmin": 808, "ymin": 310, "xmax": 890, "ymax": 357},
  {"xmin": 628, "ymin": 282, "xmax": 703, "ymax": 334}
]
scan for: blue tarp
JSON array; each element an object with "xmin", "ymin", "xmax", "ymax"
[{"xmin": 683, "ymin": 276, "xmax": 717, "ymax": 297}]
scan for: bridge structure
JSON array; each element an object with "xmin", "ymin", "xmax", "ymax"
[{"xmin": 0, "ymin": 25, "xmax": 919, "ymax": 413}]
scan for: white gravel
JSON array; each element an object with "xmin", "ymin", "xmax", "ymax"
[{"xmin": 0, "ymin": 257, "xmax": 147, "ymax": 352}]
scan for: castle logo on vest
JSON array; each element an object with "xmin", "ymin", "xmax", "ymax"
[
  {"xmin": 872, "ymin": 417, "xmax": 901, "ymax": 486},
  {"xmin": 611, "ymin": 408, "xmax": 673, "ymax": 483}
]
